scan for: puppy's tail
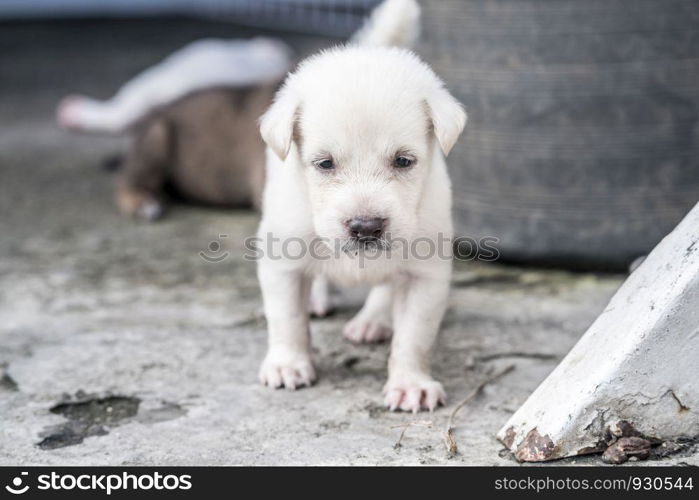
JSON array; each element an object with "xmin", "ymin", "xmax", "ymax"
[{"xmin": 351, "ymin": 0, "xmax": 421, "ymax": 49}]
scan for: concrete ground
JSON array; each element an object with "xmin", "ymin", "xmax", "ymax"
[{"xmin": 1, "ymin": 19, "xmax": 697, "ymax": 466}]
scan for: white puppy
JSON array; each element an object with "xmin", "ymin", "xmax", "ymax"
[{"xmin": 256, "ymin": 0, "xmax": 466, "ymax": 412}]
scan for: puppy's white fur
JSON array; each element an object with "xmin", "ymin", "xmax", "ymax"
[
  {"xmin": 57, "ymin": 37, "xmax": 291, "ymax": 133},
  {"xmin": 257, "ymin": 0, "xmax": 466, "ymax": 412}
]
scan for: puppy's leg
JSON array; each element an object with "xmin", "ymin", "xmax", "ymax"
[
  {"xmin": 309, "ymin": 275, "xmax": 333, "ymax": 318},
  {"xmin": 258, "ymin": 262, "xmax": 315, "ymax": 390},
  {"xmin": 115, "ymin": 118, "xmax": 169, "ymax": 220},
  {"xmin": 384, "ymin": 274, "xmax": 449, "ymax": 412},
  {"xmin": 343, "ymin": 283, "xmax": 392, "ymax": 344}
]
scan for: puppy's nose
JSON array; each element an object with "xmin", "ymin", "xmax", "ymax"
[{"xmin": 348, "ymin": 217, "xmax": 385, "ymax": 239}]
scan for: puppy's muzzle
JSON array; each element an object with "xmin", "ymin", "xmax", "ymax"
[{"xmin": 347, "ymin": 217, "xmax": 386, "ymax": 241}]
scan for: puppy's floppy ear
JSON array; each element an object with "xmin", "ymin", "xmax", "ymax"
[
  {"xmin": 425, "ymin": 86, "xmax": 467, "ymax": 156},
  {"xmin": 259, "ymin": 83, "xmax": 300, "ymax": 161}
]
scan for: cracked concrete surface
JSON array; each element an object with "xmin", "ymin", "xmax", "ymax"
[
  {"xmin": 1, "ymin": 19, "xmax": 697, "ymax": 466},
  {"xmin": 498, "ymin": 202, "xmax": 699, "ymax": 462}
]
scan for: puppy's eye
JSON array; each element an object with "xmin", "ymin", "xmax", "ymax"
[
  {"xmin": 315, "ymin": 159, "xmax": 335, "ymax": 170},
  {"xmin": 394, "ymin": 156, "xmax": 414, "ymax": 169}
]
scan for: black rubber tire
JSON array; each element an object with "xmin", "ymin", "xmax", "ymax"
[{"xmin": 418, "ymin": 0, "xmax": 699, "ymax": 270}]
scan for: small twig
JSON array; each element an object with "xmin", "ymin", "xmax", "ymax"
[
  {"xmin": 444, "ymin": 364, "xmax": 515, "ymax": 455},
  {"xmin": 391, "ymin": 420, "xmax": 433, "ymax": 449}
]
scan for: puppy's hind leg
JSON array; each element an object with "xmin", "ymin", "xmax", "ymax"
[
  {"xmin": 309, "ymin": 275, "xmax": 333, "ymax": 318},
  {"xmin": 384, "ymin": 273, "xmax": 449, "ymax": 413},
  {"xmin": 343, "ymin": 283, "xmax": 393, "ymax": 344},
  {"xmin": 115, "ymin": 118, "xmax": 170, "ymax": 221}
]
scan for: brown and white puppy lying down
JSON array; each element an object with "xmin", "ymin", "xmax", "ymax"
[
  {"xmin": 57, "ymin": 37, "xmax": 291, "ymax": 219},
  {"xmin": 110, "ymin": 84, "xmax": 273, "ymax": 219}
]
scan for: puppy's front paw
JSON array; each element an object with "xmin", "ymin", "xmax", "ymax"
[
  {"xmin": 258, "ymin": 350, "xmax": 316, "ymax": 390},
  {"xmin": 343, "ymin": 319, "xmax": 392, "ymax": 344},
  {"xmin": 383, "ymin": 374, "xmax": 446, "ymax": 413}
]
